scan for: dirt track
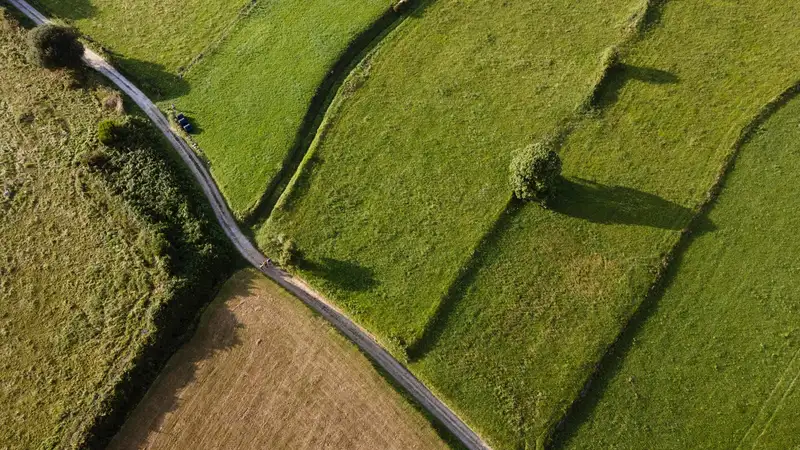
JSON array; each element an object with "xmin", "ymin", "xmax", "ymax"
[{"xmin": 5, "ymin": 1, "xmax": 489, "ymax": 448}]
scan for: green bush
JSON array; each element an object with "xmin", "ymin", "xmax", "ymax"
[
  {"xmin": 279, "ymin": 237, "xmax": 299, "ymax": 267},
  {"xmin": 27, "ymin": 25, "xmax": 84, "ymax": 69},
  {"xmin": 266, "ymin": 233, "xmax": 301, "ymax": 267},
  {"xmin": 509, "ymin": 140, "xmax": 562, "ymax": 202},
  {"xmin": 392, "ymin": 0, "xmax": 412, "ymax": 13},
  {"xmin": 97, "ymin": 119, "xmax": 122, "ymax": 146}
]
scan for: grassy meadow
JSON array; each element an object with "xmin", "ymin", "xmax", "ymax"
[
  {"xmin": 263, "ymin": 0, "xmax": 643, "ymax": 350},
  {"xmin": 29, "ymin": 0, "xmax": 248, "ymax": 95},
  {"xmin": 0, "ymin": 13, "xmax": 232, "ymax": 448},
  {"xmin": 110, "ymin": 270, "xmax": 447, "ymax": 450},
  {"xmin": 175, "ymin": 0, "xmax": 389, "ymax": 217},
  {"xmin": 558, "ymin": 90, "xmax": 800, "ymax": 450},
  {"xmin": 268, "ymin": 0, "xmax": 800, "ymax": 447},
  {"xmin": 30, "ymin": 0, "xmax": 392, "ymax": 217}
]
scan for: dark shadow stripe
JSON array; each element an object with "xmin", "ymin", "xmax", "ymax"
[
  {"xmin": 243, "ymin": 4, "xmax": 418, "ymax": 226},
  {"xmin": 549, "ymin": 80, "xmax": 800, "ymax": 449}
]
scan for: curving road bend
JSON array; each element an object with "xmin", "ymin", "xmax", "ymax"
[{"xmin": 5, "ymin": 1, "xmax": 490, "ymax": 448}]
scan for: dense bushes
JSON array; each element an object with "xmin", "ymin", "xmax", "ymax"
[
  {"xmin": 509, "ymin": 140, "xmax": 562, "ymax": 202},
  {"xmin": 83, "ymin": 112, "xmax": 235, "ymax": 446},
  {"xmin": 27, "ymin": 24, "xmax": 83, "ymax": 69}
]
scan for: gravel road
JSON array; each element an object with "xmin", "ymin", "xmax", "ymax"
[{"xmin": 5, "ymin": 1, "xmax": 490, "ymax": 448}]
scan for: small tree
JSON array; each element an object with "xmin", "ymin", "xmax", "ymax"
[
  {"xmin": 277, "ymin": 237, "xmax": 299, "ymax": 267},
  {"xmin": 27, "ymin": 24, "xmax": 84, "ymax": 69},
  {"xmin": 509, "ymin": 140, "xmax": 562, "ymax": 202}
]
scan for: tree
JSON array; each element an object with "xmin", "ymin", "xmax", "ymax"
[
  {"xmin": 27, "ymin": 24, "xmax": 84, "ymax": 69},
  {"xmin": 509, "ymin": 140, "xmax": 562, "ymax": 202}
]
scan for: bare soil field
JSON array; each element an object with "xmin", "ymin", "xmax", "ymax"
[{"xmin": 109, "ymin": 269, "xmax": 447, "ymax": 450}]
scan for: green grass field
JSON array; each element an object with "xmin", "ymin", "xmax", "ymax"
[
  {"xmin": 558, "ymin": 89, "xmax": 800, "ymax": 450},
  {"xmin": 30, "ymin": 0, "xmax": 391, "ymax": 218},
  {"xmin": 29, "ymin": 0, "xmax": 247, "ymax": 93},
  {"xmin": 0, "ymin": 13, "xmax": 231, "ymax": 447},
  {"xmin": 262, "ymin": 0, "xmax": 643, "ymax": 350},
  {"xmin": 266, "ymin": 0, "xmax": 800, "ymax": 447},
  {"xmin": 175, "ymin": 0, "xmax": 388, "ymax": 217}
]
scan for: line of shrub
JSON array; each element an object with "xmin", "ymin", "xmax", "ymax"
[{"xmin": 79, "ymin": 112, "xmax": 237, "ymax": 447}]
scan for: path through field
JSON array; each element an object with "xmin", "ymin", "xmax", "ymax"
[{"xmin": 3, "ymin": 1, "xmax": 489, "ymax": 448}]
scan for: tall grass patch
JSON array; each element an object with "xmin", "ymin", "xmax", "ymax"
[{"xmin": 0, "ymin": 14, "xmax": 232, "ymax": 447}]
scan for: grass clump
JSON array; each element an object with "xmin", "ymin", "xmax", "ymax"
[
  {"xmin": 559, "ymin": 90, "xmax": 800, "ymax": 450},
  {"xmin": 97, "ymin": 118, "xmax": 121, "ymax": 145},
  {"xmin": 0, "ymin": 14, "xmax": 233, "ymax": 448}
]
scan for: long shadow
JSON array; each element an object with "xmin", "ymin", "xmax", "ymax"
[
  {"xmin": 28, "ymin": 0, "xmax": 97, "ymax": 20},
  {"xmin": 407, "ymin": 197, "xmax": 520, "ymax": 361},
  {"xmin": 407, "ymin": 178, "xmax": 710, "ymax": 361},
  {"xmin": 549, "ymin": 80, "xmax": 800, "ymax": 449},
  {"xmin": 110, "ymin": 55, "xmax": 190, "ymax": 102},
  {"xmin": 300, "ymin": 257, "xmax": 378, "ymax": 293},
  {"xmin": 591, "ymin": 63, "xmax": 678, "ymax": 109},
  {"xmin": 106, "ymin": 273, "xmax": 252, "ymax": 449},
  {"xmin": 243, "ymin": 1, "xmax": 432, "ymax": 227},
  {"xmin": 550, "ymin": 178, "xmax": 703, "ymax": 231}
]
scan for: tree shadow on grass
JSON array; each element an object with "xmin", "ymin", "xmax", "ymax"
[
  {"xmin": 106, "ymin": 273, "xmax": 253, "ymax": 449},
  {"xmin": 110, "ymin": 55, "xmax": 190, "ymax": 101},
  {"xmin": 592, "ymin": 64, "xmax": 679, "ymax": 109},
  {"xmin": 300, "ymin": 257, "xmax": 378, "ymax": 293},
  {"xmin": 550, "ymin": 178, "xmax": 713, "ymax": 232}
]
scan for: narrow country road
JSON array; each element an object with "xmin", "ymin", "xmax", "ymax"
[{"xmin": 5, "ymin": 1, "xmax": 490, "ymax": 449}]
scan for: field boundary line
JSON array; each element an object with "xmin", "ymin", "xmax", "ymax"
[
  {"xmin": 736, "ymin": 347, "xmax": 800, "ymax": 449},
  {"xmin": 551, "ymin": 78, "xmax": 800, "ymax": 448},
  {"xmin": 242, "ymin": 2, "xmax": 421, "ymax": 225}
]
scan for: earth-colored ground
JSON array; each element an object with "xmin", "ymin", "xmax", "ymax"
[{"xmin": 109, "ymin": 269, "xmax": 447, "ymax": 450}]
